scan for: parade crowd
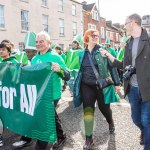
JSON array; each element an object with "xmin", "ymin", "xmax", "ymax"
[{"xmin": 0, "ymin": 13, "xmax": 150, "ymax": 150}]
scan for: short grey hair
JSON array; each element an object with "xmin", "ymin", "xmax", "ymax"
[
  {"xmin": 36, "ymin": 31, "xmax": 50, "ymax": 41},
  {"xmin": 127, "ymin": 13, "xmax": 142, "ymax": 26}
]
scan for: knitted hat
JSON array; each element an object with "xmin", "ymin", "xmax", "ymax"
[
  {"xmin": 24, "ymin": 32, "xmax": 36, "ymax": 50},
  {"xmin": 73, "ymin": 35, "xmax": 83, "ymax": 48}
]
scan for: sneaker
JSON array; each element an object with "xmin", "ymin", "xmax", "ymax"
[
  {"xmin": 83, "ymin": 138, "xmax": 94, "ymax": 150},
  {"xmin": 13, "ymin": 140, "xmax": 31, "ymax": 148},
  {"xmin": 52, "ymin": 136, "xmax": 67, "ymax": 149},
  {"xmin": 0, "ymin": 136, "xmax": 3, "ymax": 147}
]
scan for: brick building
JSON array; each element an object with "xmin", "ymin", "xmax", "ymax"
[
  {"xmin": 142, "ymin": 15, "xmax": 150, "ymax": 34},
  {"xmin": 82, "ymin": 1, "xmax": 106, "ymax": 44}
]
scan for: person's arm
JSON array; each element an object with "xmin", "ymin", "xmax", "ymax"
[
  {"xmin": 52, "ymin": 63, "xmax": 70, "ymax": 81},
  {"xmin": 100, "ymin": 49, "xmax": 115, "ymax": 63},
  {"xmin": 100, "ymin": 49, "xmax": 123, "ymax": 69}
]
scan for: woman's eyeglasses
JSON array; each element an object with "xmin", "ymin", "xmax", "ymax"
[{"xmin": 90, "ymin": 35, "xmax": 99, "ymax": 38}]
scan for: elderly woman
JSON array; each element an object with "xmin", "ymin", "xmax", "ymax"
[{"xmin": 73, "ymin": 29, "xmax": 120, "ymax": 150}]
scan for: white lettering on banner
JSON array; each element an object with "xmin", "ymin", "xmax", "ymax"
[
  {"xmin": 2, "ymin": 87, "xmax": 9, "ymax": 108},
  {"xmin": 20, "ymin": 84, "xmax": 37, "ymax": 116},
  {"xmin": 9, "ymin": 87, "xmax": 17, "ymax": 109},
  {"xmin": 27, "ymin": 85, "xmax": 37, "ymax": 116},
  {"xmin": 0, "ymin": 81, "xmax": 17, "ymax": 109},
  {"xmin": 20, "ymin": 84, "xmax": 29, "ymax": 114}
]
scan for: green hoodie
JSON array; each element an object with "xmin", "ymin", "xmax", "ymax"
[
  {"xmin": 65, "ymin": 48, "xmax": 81, "ymax": 77},
  {"xmin": 1, "ymin": 56, "xmax": 19, "ymax": 63}
]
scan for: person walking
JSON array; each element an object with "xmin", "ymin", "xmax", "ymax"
[
  {"xmin": 100, "ymin": 13, "xmax": 150, "ymax": 150},
  {"xmin": 0, "ymin": 43, "xmax": 19, "ymax": 147},
  {"xmin": 73, "ymin": 29, "xmax": 120, "ymax": 150},
  {"xmin": 13, "ymin": 31, "xmax": 70, "ymax": 150}
]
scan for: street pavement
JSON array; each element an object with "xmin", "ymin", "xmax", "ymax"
[{"xmin": 1, "ymin": 87, "xmax": 143, "ymax": 150}]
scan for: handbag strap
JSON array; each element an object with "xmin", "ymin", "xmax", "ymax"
[{"xmin": 87, "ymin": 52, "xmax": 100, "ymax": 82}]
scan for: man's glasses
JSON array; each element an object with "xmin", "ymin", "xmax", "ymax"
[
  {"xmin": 124, "ymin": 21, "xmax": 132, "ymax": 26},
  {"xmin": 90, "ymin": 34, "xmax": 99, "ymax": 38}
]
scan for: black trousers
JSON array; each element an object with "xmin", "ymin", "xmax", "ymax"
[
  {"xmin": 81, "ymin": 82, "xmax": 113, "ymax": 138},
  {"xmin": 20, "ymin": 99, "xmax": 65, "ymax": 150}
]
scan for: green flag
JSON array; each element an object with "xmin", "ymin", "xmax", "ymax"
[{"xmin": 0, "ymin": 63, "xmax": 57, "ymax": 143}]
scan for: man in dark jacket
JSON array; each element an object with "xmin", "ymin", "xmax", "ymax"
[{"xmin": 100, "ymin": 13, "xmax": 150, "ymax": 150}]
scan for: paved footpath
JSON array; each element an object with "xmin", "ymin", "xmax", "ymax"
[{"xmin": 1, "ymin": 87, "xmax": 143, "ymax": 150}]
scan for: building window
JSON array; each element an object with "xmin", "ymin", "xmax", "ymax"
[
  {"xmin": 21, "ymin": 10, "xmax": 29, "ymax": 31},
  {"xmin": 0, "ymin": 5, "xmax": 5, "ymax": 28},
  {"xmin": 59, "ymin": 19, "xmax": 64, "ymax": 36},
  {"xmin": 20, "ymin": 0, "xmax": 28, "ymax": 2},
  {"xmin": 92, "ymin": 10, "xmax": 98, "ymax": 21},
  {"xmin": 59, "ymin": 44, "xmax": 64, "ymax": 50},
  {"xmin": 101, "ymin": 27, "xmax": 105, "ymax": 39},
  {"xmin": 72, "ymin": 4, "xmax": 76, "ymax": 16},
  {"xmin": 19, "ymin": 42, "xmax": 25, "ymax": 51},
  {"xmin": 58, "ymin": 0, "xmax": 63, "ymax": 12},
  {"xmin": 72, "ymin": 22, "xmax": 77, "ymax": 36},
  {"xmin": 106, "ymin": 31, "xmax": 109, "ymax": 37},
  {"xmin": 110, "ymin": 32, "xmax": 114, "ymax": 40},
  {"xmin": 88, "ymin": 23, "xmax": 96, "ymax": 30},
  {"xmin": 42, "ymin": 15, "xmax": 48, "ymax": 32},
  {"xmin": 116, "ymin": 33, "xmax": 119, "ymax": 42},
  {"xmin": 41, "ymin": 0, "xmax": 48, "ymax": 7}
]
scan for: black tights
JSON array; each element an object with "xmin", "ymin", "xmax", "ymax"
[{"xmin": 81, "ymin": 82, "xmax": 113, "ymax": 138}]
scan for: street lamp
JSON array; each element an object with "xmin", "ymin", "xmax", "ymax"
[{"xmin": 97, "ymin": 0, "xmax": 101, "ymax": 43}]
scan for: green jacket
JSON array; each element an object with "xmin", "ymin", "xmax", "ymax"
[
  {"xmin": 113, "ymin": 29, "xmax": 150, "ymax": 101},
  {"xmin": 73, "ymin": 46, "xmax": 120, "ymax": 107},
  {"xmin": 31, "ymin": 50, "xmax": 68, "ymax": 101},
  {"xmin": 1, "ymin": 56, "xmax": 19, "ymax": 63}
]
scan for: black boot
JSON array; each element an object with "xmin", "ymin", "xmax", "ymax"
[
  {"xmin": 109, "ymin": 122, "xmax": 115, "ymax": 134},
  {"xmin": 83, "ymin": 137, "xmax": 94, "ymax": 150},
  {"xmin": 140, "ymin": 131, "xmax": 144, "ymax": 145}
]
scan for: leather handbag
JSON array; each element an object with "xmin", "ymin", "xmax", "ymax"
[{"xmin": 87, "ymin": 52, "xmax": 113, "ymax": 89}]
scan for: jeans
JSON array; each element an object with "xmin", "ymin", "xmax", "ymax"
[{"xmin": 128, "ymin": 85, "xmax": 150, "ymax": 150}]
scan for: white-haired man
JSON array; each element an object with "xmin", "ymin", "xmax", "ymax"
[{"xmin": 13, "ymin": 31, "xmax": 70, "ymax": 150}]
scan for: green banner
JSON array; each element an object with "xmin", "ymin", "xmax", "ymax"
[{"xmin": 0, "ymin": 63, "xmax": 56, "ymax": 143}]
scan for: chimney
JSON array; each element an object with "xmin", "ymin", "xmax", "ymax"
[{"xmin": 82, "ymin": 1, "xmax": 87, "ymax": 5}]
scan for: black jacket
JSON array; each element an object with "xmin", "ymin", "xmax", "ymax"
[{"xmin": 113, "ymin": 29, "xmax": 150, "ymax": 101}]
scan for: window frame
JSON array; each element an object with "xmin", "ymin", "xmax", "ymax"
[
  {"xmin": 88, "ymin": 23, "xmax": 96, "ymax": 30},
  {"xmin": 58, "ymin": 0, "xmax": 64, "ymax": 12},
  {"xmin": 101, "ymin": 27, "xmax": 105, "ymax": 39},
  {"xmin": 0, "ymin": 5, "xmax": 5, "ymax": 29},
  {"xmin": 42, "ymin": 14, "xmax": 49, "ymax": 32},
  {"xmin": 59, "ymin": 19, "xmax": 65, "ymax": 36},
  {"xmin": 72, "ymin": 4, "xmax": 76, "ymax": 16},
  {"xmin": 41, "ymin": 0, "xmax": 48, "ymax": 7},
  {"xmin": 21, "ymin": 10, "xmax": 29, "ymax": 32},
  {"xmin": 72, "ymin": 22, "xmax": 77, "ymax": 36}
]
